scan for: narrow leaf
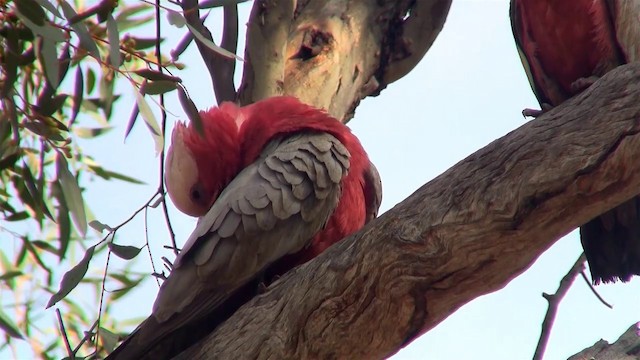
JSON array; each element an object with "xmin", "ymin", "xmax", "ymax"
[
  {"xmin": 134, "ymin": 91, "xmax": 163, "ymax": 155},
  {"xmin": 99, "ymin": 327, "xmax": 119, "ymax": 352},
  {"xmin": 46, "ymin": 245, "xmax": 95, "ymax": 308},
  {"xmin": 108, "ymin": 243, "xmax": 142, "ymax": 260},
  {"xmin": 123, "ymin": 103, "xmax": 139, "ymax": 140},
  {"xmin": 0, "ymin": 309, "xmax": 23, "ymax": 339},
  {"xmin": 56, "ymin": 154, "xmax": 87, "ymax": 237},
  {"xmin": 186, "ymin": 23, "xmax": 243, "ymax": 61},
  {"xmin": 89, "ymin": 220, "xmax": 111, "ymax": 233},
  {"xmin": 37, "ymin": 37, "xmax": 60, "ymax": 89},
  {"xmin": 141, "ymin": 80, "xmax": 177, "ymax": 95},
  {"xmin": 73, "ymin": 126, "xmax": 113, "ymax": 139},
  {"xmin": 59, "ymin": 1, "xmax": 100, "ymax": 59},
  {"xmin": 34, "ymin": 0, "xmax": 62, "ymax": 18},
  {"xmin": 106, "ymin": 14, "xmax": 121, "ymax": 67},
  {"xmin": 199, "ymin": 0, "xmax": 251, "ymax": 8},
  {"xmin": 166, "ymin": 10, "xmax": 186, "ymax": 28},
  {"xmin": 16, "ymin": 0, "xmax": 46, "ymax": 26},
  {"xmin": 86, "ymin": 68, "xmax": 96, "ymax": 94},
  {"xmin": 133, "ymin": 69, "xmax": 181, "ymax": 82},
  {"xmin": 70, "ymin": 66, "xmax": 84, "ymax": 124}
]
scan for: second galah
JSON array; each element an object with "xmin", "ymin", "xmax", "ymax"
[
  {"xmin": 510, "ymin": 0, "xmax": 640, "ymax": 283},
  {"xmin": 107, "ymin": 96, "xmax": 382, "ymax": 359}
]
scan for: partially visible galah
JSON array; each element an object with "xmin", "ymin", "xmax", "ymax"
[
  {"xmin": 510, "ymin": 0, "xmax": 640, "ymax": 283},
  {"xmin": 106, "ymin": 96, "xmax": 382, "ymax": 359}
]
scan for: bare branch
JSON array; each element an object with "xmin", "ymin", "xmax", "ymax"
[
  {"xmin": 533, "ymin": 254, "xmax": 585, "ymax": 360},
  {"xmin": 580, "ymin": 270, "xmax": 614, "ymax": 309},
  {"xmin": 55, "ymin": 309, "xmax": 73, "ymax": 358},
  {"xmin": 568, "ymin": 323, "xmax": 640, "ymax": 360},
  {"xmin": 177, "ymin": 62, "xmax": 640, "ymax": 359},
  {"xmin": 181, "ymin": 0, "xmax": 238, "ymax": 103}
]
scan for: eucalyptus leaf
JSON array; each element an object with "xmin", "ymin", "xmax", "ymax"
[
  {"xmin": 108, "ymin": 243, "xmax": 142, "ymax": 260},
  {"xmin": 46, "ymin": 245, "xmax": 95, "ymax": 308},
  {"xmin": 134, "ymin": 91, "xmax": 164, "ymax": 155},
  {"xmin": 0, "ymin": 308, "xmax": 23, "ymax": 339},
  {"xmin": 106, "ymin": 14, "xmax": 121, "ymax": 67},
  {"xmin": 56, "ymin": 154, "xmax": 87, "ymax": 238}
]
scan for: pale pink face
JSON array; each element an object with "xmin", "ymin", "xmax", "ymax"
[
  {"xmin": 165, "ymin": 123, "xmax": 215, "ymax": 217},
  {"xmin": 165, "ymin": 106, "xmax": 242, "ymax": 217}
]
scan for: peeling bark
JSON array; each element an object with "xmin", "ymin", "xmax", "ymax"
[
  {"xmin": 176, "ymin": 62, "xmax": 640, "ymax": 359},
  {"xmin": 238, "ymin": 0, "xmax": 452, "ymax": 122}
]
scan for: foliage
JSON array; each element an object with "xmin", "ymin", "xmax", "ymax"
[{"xmin": 0, "ymin": 0, "xmax": 189, "ymax": 357}]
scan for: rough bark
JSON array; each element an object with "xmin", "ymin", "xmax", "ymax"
[
  {"xmin": 237, "ymin": 0, "xmax": 452, "ymax": 122},
  {"xmin": 568, "ymin": 323, "xmax": 640, "ymax": 360},
  {"xmin": 174, "ymin": 63, "xmax": 640, "ymax": 359}
]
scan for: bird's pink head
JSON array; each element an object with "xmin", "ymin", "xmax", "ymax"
[{"xmin": 165, "ymin": 104, "xmax": 242, "ymax": 216}]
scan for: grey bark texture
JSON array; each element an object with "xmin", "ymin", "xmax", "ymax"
[{"xmin": 175, "ymin": 57, "xmax": 640, "ymax": 358}]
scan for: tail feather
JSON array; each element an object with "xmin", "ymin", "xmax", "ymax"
[{"xmin": 580, "ymin": 196, "xmax": 640, "ymax": 284}]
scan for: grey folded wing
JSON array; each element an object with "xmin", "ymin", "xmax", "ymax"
[{"xmin": 151, "ymin": 131, "xmax": 351, "ymax": 331}]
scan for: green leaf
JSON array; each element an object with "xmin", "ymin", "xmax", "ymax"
[
  {"xmin": 166, "ymin": 10, "xmax": 186, "ymax": 28},
  {"xmin": 108, "ymin": 243, "xmax": 142, "ymax": 260},
  {"xmin": 14, "ymin": 10, "xmax": 65, "ymax": 43},
  {"xmin": 124, "ymin": 104, "xmax": 139, "ymax": 140},
  {"xmin": 131, "ymin": 37, "xmax": 161, "ymax": 50},
  {"xmin": 73, "ymin": 126, "xmax": 113, "ymax": 139},
  {"xmin": 133, "ymin": 69, "xmax": 181, "ymax": 82},
  {"xmin": 37, "ymin": 37, "xmax": 60, "ymax": 89},
  {"xmin": 99, "ymin": 327, "xmax": 119, "ymax": 352},
  {"xmin": 0, "ymin": 271, "xmax": 23, "ymax": 282},
  {"xmin": 199, "ymin": 0, "xmax": 251, "ymax": 8},
  {"xmin": 34, "ymin": 0, "xmax": 62, "ymax": 18},
  {"xmin": 56, "ymin": 154, "xmax": 87, "ymax": 238},
  {"xmin": 134, "ymin": 91, "xmax": 164, "ymax": 155},
  {"xmin": 21, "ymin": 165, "xmax": 54, "ymax": 221},
  {"xmin": 87, "ymin": 164, "xmax": 145, "ymax": 185},
  {"xmin": 47, "ymin": 245, "xmax": 95, "ymax": 308},
  {"xmin": 4, "ymin": 211, "xmax": 29, "ymax": 222},
  {"xmin": 70, "ymin": 66, "xmax": 84, "ymax": 124},
  {"xmin": 0, "ymin": 308, "xmax": 23, "ymax": 339},
  {"xmin": 32, "ymin": 240, "xmax": 58, "ymax": 255},
  {"xmin": 89, "ymin": 220, "xmax": 111, "ymax": 233},
  {"xmin": 86, "ymin": 68, "xmax": 96, "ymax": 94},
  {"xmin": 186, "ymin": 23, "xmax": 243, "ymax": 61},
  {"xmin": 53, "ymin": 181, "xmax": 71, "ymax": 261},
  {"xmin": 59, "ymin": 1, "xmax": 100, "ymax": 59},
  {"xmin": 142, "ymin": 80, "xmax": 177, "ymax": 95},
  {"xmin": 16, "ymin": 0, "xmax": 46, "ymax": 26},
  {"xmin": 106, "ymin": 14, "xmax": 121, "ymax": 67}
]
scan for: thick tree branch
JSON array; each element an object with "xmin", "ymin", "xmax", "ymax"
[
  {"xmin": 568, "ymin": 323, "xmax": 640, "ymax": 360},
  {"xmin": 176, "ymin": 63, "xmax": 640, "ymax": 359},
  {"xmin": 238, "ymin": 0, "xmax": 452, "ymax": 122}
]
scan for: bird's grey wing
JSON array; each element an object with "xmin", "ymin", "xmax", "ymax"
[{"xmin": 107, "ymin": 131, "xmax": 350, "ymax": 359}]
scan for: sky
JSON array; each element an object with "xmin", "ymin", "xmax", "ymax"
[{"xmin": 6, "ymin": 0, "xmax": 640, "ymax": 359}]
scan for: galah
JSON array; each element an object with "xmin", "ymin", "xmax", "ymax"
[
  {"xmin": 510, "ymin": 0, "xmax": 640, "ymax": 283},
  {"xmin": 106, "ymin": 96, "xmax": 382, "ymax": 359}
]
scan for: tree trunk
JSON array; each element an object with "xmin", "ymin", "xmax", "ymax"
[{"xmin": 175, "ymin": 59, "xmax": 640, "ymax": 358}]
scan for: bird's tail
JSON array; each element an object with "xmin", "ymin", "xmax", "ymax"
[{"xmin": 580, "ymin": 196, "xmax": 640, "ymax": 284}]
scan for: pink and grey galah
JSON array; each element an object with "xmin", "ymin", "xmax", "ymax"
[
  {"xmin": 510, "ymin": 0, "xmax": 640, "ymax": 283},
  {"xmin": 106, "ymin": 96, "xmax": 382, "ymax": 359}
]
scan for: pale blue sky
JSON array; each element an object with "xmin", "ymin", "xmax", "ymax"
[{"xmin": 5, "ymin": 0, "xmax": 639, "ymax": 358}]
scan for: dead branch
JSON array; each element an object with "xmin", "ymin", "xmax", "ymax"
[
  {"xmin": 175, "ymin": 62, "xmax": 640, "ymax": 359},
  {"xmin": 568, "ymin": 323, "xmax": 640, "ymax": 360},
  {"xmin": 533, "ymin": 254, "xmax": 586, "ymax": 360}
]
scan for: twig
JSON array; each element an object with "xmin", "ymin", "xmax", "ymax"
[
  {"xmin": 72, "ymin": 320, "xmax": 98, "ymax": 354},
  {"xmin": 156, "ymin": 0, "xmax": 178, "ymax": 255},
  {"xmin": 533, "ymin": 253, "xmax": 586, "ymax": 360},
  {"xmin": 144, "ymin": 206, "xmax": 161, "ymax": 287},
  {"xmin": 55, "ymin": 308, "xmax": 73, "ymax": 358},
  {"xmin": 95, "ymin": 235, "xmax": 114, "ymax": 355},
  {"xmin": 180, "ymin": 0, "xmax": 238, "ymax": 103},
  {"xmin": 580, "ymin": 270, "xmax": 614, "ymax": 309}
]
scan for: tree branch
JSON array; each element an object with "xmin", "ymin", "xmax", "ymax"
[
  {"xmin": 176, "ymin": 62, "xmax": 640, "ymax": 359},
  {"xmin": 238, "ymin": 0, "xmax": 452, "ymax": 122},
  {"xmin": 181, "ymin": 0, "xmax": 237, "ymax": 103}
]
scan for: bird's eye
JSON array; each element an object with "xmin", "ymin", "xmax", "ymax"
[{"xmin": 190, "ymin": 184, "xmax": 204, "ymax": 203}]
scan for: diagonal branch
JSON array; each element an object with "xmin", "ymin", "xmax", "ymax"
[
  {"xmin": 178, "ymin": 63, "xmax": 640, "ymax": 359},
  {"xmin": 181, "ymin": 0, "xmax": 238, "ymax": 103}
]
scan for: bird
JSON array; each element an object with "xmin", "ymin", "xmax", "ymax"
[
  {"xmin": 106, "ymin": 96, "xmax": 382, "ymax": 359},
  {"xmin": 510, "ymin": 0, "xmax": 640, "ymax": 283}
]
